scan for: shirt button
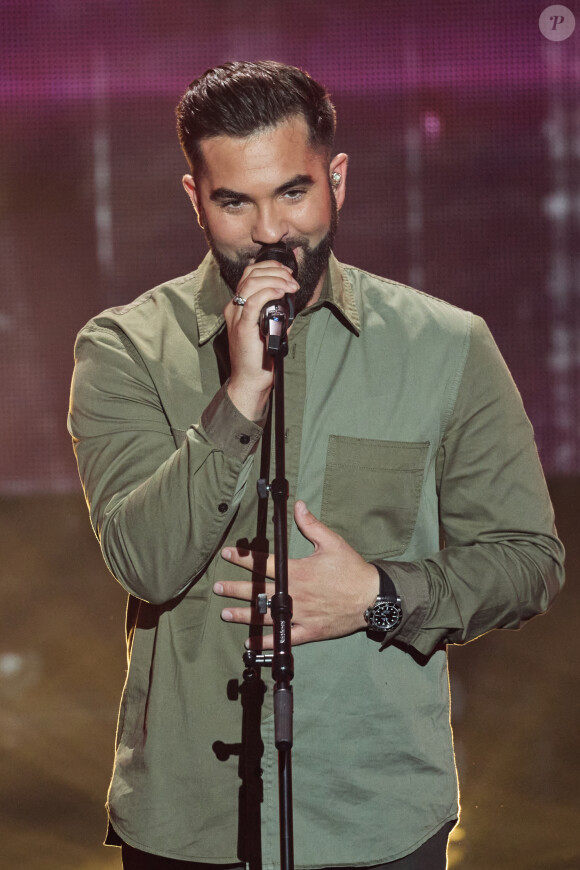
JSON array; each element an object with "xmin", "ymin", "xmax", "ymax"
[
  {"xmin": 218, "ymin": 502, "xmax": 228, "ymax": 514},
  {"xmin": 239, "ymin": 434, "xmax": 250, "ymax": 445}
]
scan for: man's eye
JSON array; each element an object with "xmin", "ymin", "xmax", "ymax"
[
  {"xmin": 222, "ymin": 200, "xmax": 245, "ymax": 210},
  {"xmin": 284, "ymin": 189, "xmax": 306, "ymax": 201}
]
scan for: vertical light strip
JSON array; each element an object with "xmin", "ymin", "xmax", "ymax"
[
  {"xmin": 92, "ymin": 50, "xmax": 114, "ymax": 292},
  {"xmin": 543, "ymin": 40, "xmax": 577, "ymax": 472},
  {"xmin": 404, "ymin": 39, "xmax": 424, "ymax": 291}
]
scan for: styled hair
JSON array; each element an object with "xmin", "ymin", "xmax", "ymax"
[{"xmin": 176, "ymin": 60, "xmax": 336, "ymax": 175}]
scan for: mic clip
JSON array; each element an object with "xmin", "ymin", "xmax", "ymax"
[{"xmin": 260, "ymin": 296, "xmax": 295, "ymax": 356}]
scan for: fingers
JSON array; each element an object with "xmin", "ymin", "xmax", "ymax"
[
  {"xmin": 245, "ymin": 623, "xmax": 307, "ymax": 651},
  {"xmin": 221, "ymin": 546, "xmax": 275, "ymax": 577},
  {"xmin": 221, "ymin": 604, "xmax": 273, "ymax": 627},
  {"xmin": 229, "ymin": 261, "xmax": 299, "ymax": 317},
  {"xmin": 215, "ymin": 545, "xmax": 273, "ymax": 625},
  {"xmin": 214, "ymin": 579, "xmax": 260, "ymax": 602},
  {"xmin": 241, "ymin": 259, "xmax": 297, "ymax": 288},
  {"xmin": 213, "ymin": 578, "xmax": 275, "ymax": 626},
  {"xmin": 237, "ymin": 260, "xmax": 298, "ymax": 299},
  {"xmin": 216, "ymin": 504, "xmax": 343, "ymax": 646}
]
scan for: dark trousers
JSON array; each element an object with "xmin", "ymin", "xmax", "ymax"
[{"xmin": 121, "ymin": 822, "xmax": 454, "ymax": 870}]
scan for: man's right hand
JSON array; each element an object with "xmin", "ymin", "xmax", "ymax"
[{"xmin": 224, "ymin": 258, "xmax": 298, "ymax": 421}]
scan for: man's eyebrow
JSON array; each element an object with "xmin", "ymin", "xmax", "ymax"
[
  {"xmin": 209, "ymin": 187, "xmax": 248, "ymax": 203},
  {"xmin": 274, "ymin": 174, "xmax": 315, "ymax": 195},
  {"xmin": 209, "ymin": 174, "xmax": 315, "ymax": 203}
]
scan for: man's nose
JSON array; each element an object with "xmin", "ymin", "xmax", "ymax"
[{"xmin": 251, "ymin": 203, "xmax": 289, "ymax": 245}]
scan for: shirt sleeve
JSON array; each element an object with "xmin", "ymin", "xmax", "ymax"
[
  {"xmin": 376, "ymin": 315, "xmax": 565, "ymax": 657},
  {"xmin": 67, "ymin": 323, "xmax": 265, "ymax": 605}
]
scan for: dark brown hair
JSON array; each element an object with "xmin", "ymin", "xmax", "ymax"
[{"xmin": 176, "ymin": 60, "xmax": 336, "ymax": 176}]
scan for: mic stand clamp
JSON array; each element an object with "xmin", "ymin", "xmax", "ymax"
[
  {"xmin": 242, "ymin": 648, "xmax": 273, "ymax": 682},
  {"xmin": 259, "ymin": 297, "xmax": 295, "ymax": 356}
]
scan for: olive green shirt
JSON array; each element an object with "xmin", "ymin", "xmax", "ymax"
[{"xmin": 68, "ymin": 252, "xmax": 564, "ymax": 867}]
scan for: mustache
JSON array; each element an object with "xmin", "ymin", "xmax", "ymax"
[{"xmin": 234, "ymin": 237, "xmax": 310, "ymax": 265}]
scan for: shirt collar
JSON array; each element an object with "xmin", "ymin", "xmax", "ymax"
[
  {"xmin": 303, "ymin": 253, "xmax": 360, "ymax": 334},
  {"xmin": 194, "ymin": 249, "xmax": 361, "ymax": 346},
  {"xmin": 193, "ymin": 252, "xmax": 233, "ymax": 345}
]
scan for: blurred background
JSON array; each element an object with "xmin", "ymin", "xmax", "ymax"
[{"xmin": 0, "ymin": 1, "xmax": 579, "ymax": 867}]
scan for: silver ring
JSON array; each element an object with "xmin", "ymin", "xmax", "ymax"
[{"xmin": 232, "ymin": 295, "xmax": 246, "ymax": 306}]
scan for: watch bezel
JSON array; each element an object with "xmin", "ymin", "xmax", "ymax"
[{"xmin": 364, "ymin": 597, "xmax": 402, "ymax": 631}]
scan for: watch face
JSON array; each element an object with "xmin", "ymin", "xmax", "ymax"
[{"xmin": 368, "ymin": 600, "xmax": 402, "ymax": 631}]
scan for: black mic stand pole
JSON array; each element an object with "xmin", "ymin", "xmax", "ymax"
[{"xmin": 243, "ymin": 255, "xmax": 296, "ymax": 870}]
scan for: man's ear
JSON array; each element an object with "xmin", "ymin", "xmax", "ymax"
[
  {"xmin": 182, "ymin": 175, "xmax": 204, "ymax": 229},
  {"xmin": 329, "ymin": 152, "xmax": 348, "ymax": 210}
]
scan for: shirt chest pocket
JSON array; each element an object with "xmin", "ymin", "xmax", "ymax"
[{"xmin": 320, "ymin": 436, "xmax": 429, "ymax": 560}]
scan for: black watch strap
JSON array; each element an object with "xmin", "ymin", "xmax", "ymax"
[{"xmin": 372, "ymin": 562, "xmax": 398, "ymax": 601}]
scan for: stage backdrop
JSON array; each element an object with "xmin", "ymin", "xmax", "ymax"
[{"xmin": 1, "ymin": 0, "xmax": 579, "ymax": 492}]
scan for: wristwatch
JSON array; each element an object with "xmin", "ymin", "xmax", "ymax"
[{"xmin": 364, "ymin": 563, "xmax": 402, "ymax": 632}]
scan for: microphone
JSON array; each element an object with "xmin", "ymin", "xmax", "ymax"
[{"xmin": 255, "ymin": 243, "xmax": 298, "ymax": 355}]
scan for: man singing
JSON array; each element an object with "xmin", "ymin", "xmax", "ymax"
[{"xmin": 68, "ymin": 61, "xmax": 564, "ymax": 869}]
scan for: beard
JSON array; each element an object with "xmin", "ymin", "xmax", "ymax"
[{"xmin": 200, "ymin": 190, "xmax": 339, "ymax": 314}]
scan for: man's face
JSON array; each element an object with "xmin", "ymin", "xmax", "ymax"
[{"xmin": 184, "ymin": 115, "xmax": 347, "ymax": 311}]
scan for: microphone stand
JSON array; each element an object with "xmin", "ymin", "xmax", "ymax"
[{"xmin": 243, "ymin": 290, "xmax": 295, "ymax": 870}]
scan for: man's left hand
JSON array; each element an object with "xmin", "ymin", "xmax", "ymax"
[{"xmin": 213, "ymin": 500, "xmax": 379, "ymax": 648}]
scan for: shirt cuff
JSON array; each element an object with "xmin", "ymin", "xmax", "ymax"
[
  {"xmin": 372, "ymin": 559, "xmax": 431, "ymax": 648},
  {"xmin": 200, "ymin": 382, "xmax": 266, "ymax": 461}
]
